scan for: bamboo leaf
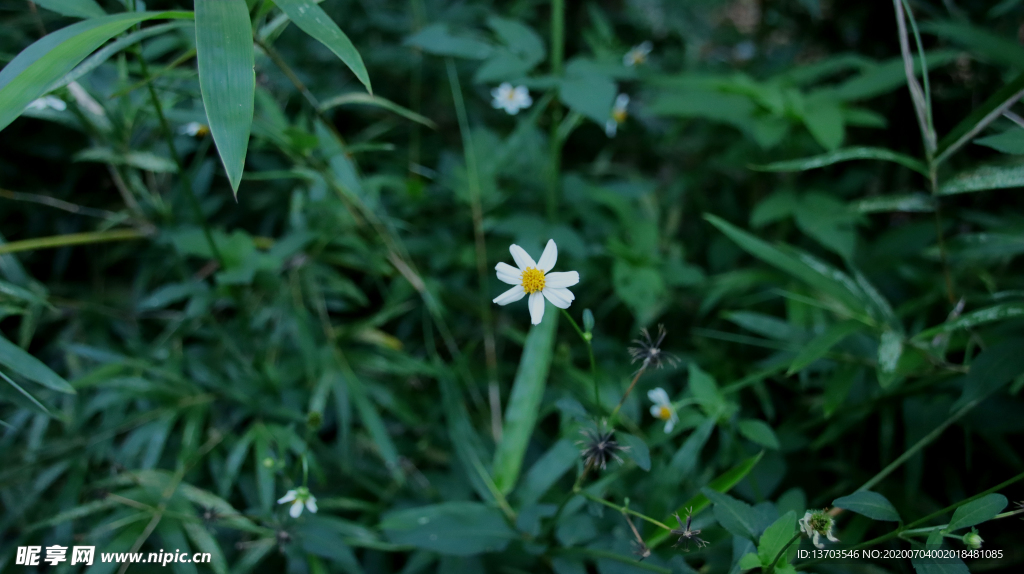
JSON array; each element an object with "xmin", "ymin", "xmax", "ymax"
[
  {"xmin": 271, "ymin": 0, "xmax": 370, "ymax": 93},
  {"xmin": 832, "ymin": 491, "xmax": 900, "ymax": 521},
  {"xmin": 947, "ymin": 494, "xmax": 1008, "ymax": 532},
  {"xmin": 0, "ymin": 334, "xmax": 74, "ymax": 394},
  {"xmin": 937, "ymin": 163, "xmax": 1024, "ymax": 196},
  {"xmin": 319, "ymin": 92, "xmax": 436, "ymax": 128},
  {"xmin": 913, "ymin": 303, "xmax": 1024, "ymax": 340},
  {"xmin": 195, "ymin": 0, "xmax": 255, "ymax": 194},
  {"xmin": 0, "ymin": 12, "xmax": 193, "ymax": 134},
  {"xmin": 492, "ymin": 308, "xmax": 557, "ymax": 494},
  {"xmin": 749, "ymin": 146, "xmax": 928, "ymax": 176}
]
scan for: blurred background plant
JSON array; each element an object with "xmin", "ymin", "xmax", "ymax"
[{"xmin": 2, "ymin": 0, "xmax": 1024, "ymax": 572}]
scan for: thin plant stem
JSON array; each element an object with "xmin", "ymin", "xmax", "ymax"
[
  {"xmin": 446, "ymin": 58, "xmax": 502, "ymax": 440},
  {"xmin": 577, "ymin": 491, "xmax": 672, "ymax": 531},
  {"xmin": 766, "ymin": 533, "xmax": 802, "ymax": 574},
  {"xmin": 560, "ymin": 309, "xmax": 599, "ymax": 407},
  {"xmin": 610, "ymin": 366, "xmax": 647, "ymax": 421},
  {"xmin": 547, "ymin": 0, "xmax": 565, "ymax": 221}
]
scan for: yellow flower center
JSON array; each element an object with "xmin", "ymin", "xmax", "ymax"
[
  {"xmin": 196, "ymin": 125, "xmax": 210, "ymax": 137},
  {"xmin": 612, "ymin": 108, "xmax": 628, "ymax": 124},
  {"xmin": 521, "ymin": 267, "xmax": 546, "ymax": 294},
  {"xmin": 657, "ymin": 405, "xmax": 673, "ymax": 420},
  {"xmin": 629, "ymin": 52, "xmax": 646, "ymax": 65}
]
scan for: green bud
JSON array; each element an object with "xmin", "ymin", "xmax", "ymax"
[
  {"xmin": 583, "ymin": 309, "xmax": 595, "ymax": 333},
  {"xmin": 262, "ymin": 457, "xmax": 275, "ymax": 468},
  {"xmin": 583, "ymin": 332, "xmax": 593, "ymax": 342},
  {"xmin": 963, "ymin": 530, "xmax": 983, "ymax": 549}
]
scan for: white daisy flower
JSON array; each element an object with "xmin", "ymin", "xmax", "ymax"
[
  {"xmin": 491, "ymin": 82, "xmax": 532, "ymax": 115},
  {"xmin": 623, "ymin": 41, "xmax": 653, "ymax": 67},
  {"xmin": 648, "ymin": 387, "xmax": 679, "ymax": 432},
  {"xmin": 277, "ymin": 486, "xmax": 317, "ymax": 518},
  {"xmin": 605, "ymin": 93, "xmax": 630, "ymax": 137},
  {"xmin": 799, "ymin": 510, "xmax": 839, "ymax": 549},
  {"xmin": 25, "ymin": 95, "xmax": 67, "ymax": 112},
  {"xmin": 492, "ymin": 239, "xmax": 579, "ymax": 325},
  {"xmin": 179, "ymin": 122, "xmax": 209, "ymax": 137}
]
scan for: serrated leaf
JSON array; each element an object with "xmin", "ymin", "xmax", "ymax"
[
  {"xmin": 703, "ymin": 488, "xmax": 760, "ymax": 541},
  {"xmin": 195, "ymin": 0, "xmax": 255, "ymax": 194},
  {"xmin": 738, "ymin": 419, "xmax": 780, "ymax": 449},
  {"xmin": 947, "ymin": 494, "xmax": 1008, "ymax": 532},
  {"xmin": 0, "ymin": 12, "xmax": 193, "ymax": 134},
  {"xmin": 272, "ymin": 0, "xmax": 370, "ymax": 93},
  {"xmin": 492, "ymin": 308, "xmax": 557, "ymax": 494},
  {"xmin": 738, "ymin": 553, "xmax": 761, "ymax": 571},
  {"xmin": 758, "ymin": 511, "xmax": 796, "ymax": 567},
  {"xmin": 750, "ymin": 146, "xmax": 928, "ymax": 176},
  {"xmin": 832, "ymin": 491, "xmax": 900, "ymax": 521}
]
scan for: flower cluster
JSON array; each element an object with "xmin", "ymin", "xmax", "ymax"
[
  {"xmin": 277, "ymin": 486, "xmax": 317, "ymax": 518},
  {"xmin": 799, "ymin": 510, "xmax": 839, "ymax": 549}
]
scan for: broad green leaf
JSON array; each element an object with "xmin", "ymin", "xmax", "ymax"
[
  {"xmin": 515, "ymin": 439, "xmax": 578, "ymax": 506},
  {"xmin": 738, "ymin": 553, "xmax": 761, "ymax": 571},
  {"xmin": 823, "ymin": 51, "xmax": 959, "ymax": 102},
  {"xmin": 74, "ymin": 147, "xmax": 177, "ymax": 173},
  {"xmin": 937, "ymin": 164, "xmax": 1024, "ymax": 196},
  {"xmin": 272, "ymin": 0, "xmax": 370, "ymax": 93},
  {"xmin": 403, "ymin": 24, "xmax": 493, "ymax": 59},
  {"xmin": 802, "ymin": 101, "xmax": 844, "ymax": 151},
  {"xmin": 195, "ymin": 0, "xmax": 255, "ymax": 194},
  {"xmin": 975, "ymin": 129, "xmax": 1024, "ymax": 155},
  {"xmin": 380, "ymin": 502, "xmax": 516, "ymax": 555},
  {"xmin": 487, "ymin": 16, "xmax": 544, "ymax": 64},
  {"xmin": 492, "ymin": 308, "xmax": 557, "ymax": 494},
  {"xmin": 688, "ymin": 362, "xmax": 724, "ymax": 412},
  {"xmin": 669, "ymin": 417, "xmax": 715, "ymax": 477},
  {"xmin": 749, "ymin": 146, "xmax": 928, "ymax": 176},
  {"xmin": 705, "ymin": 215, "xmax": 869, "ymax": 319},
  {"xmin": 703, "ymin": 489, "xmax": 760, "ymax": 542},
  {"xmin": 31, "ymin": 0, "xmax": 104, "ymax": 19},
  {"xmin": 295, "ymin": 516, "xmax": 372, "ymax": 568},
  {"xmin": 649, "ymin": 451, "xmax": 763, "ymax": 548},
  {"xmin": 726, "ymin": 311, "xmax": 803, "ymax": 341},
  {"xmin": 473, "ymin": 49, "xmax": 536, "ymax": 84},
  {"xmin": 947, "ymin": 494, "xmax": 1008, "ymax": 531},
  {"xmin": 952, "ymin": 338, "xmax": 1024, "ymax": 410},
  {"xmin": 832, "ymin": 491, "xmax": 900, "ymax": 521},
  {"xmin": 914, "ymin": 303, "xmax": 1024, "ymax": 340},
  {"xmin": 823, "ymin": 366, "xmax": 859, "ymax": 418},
  {"xmin": 319, "ymin": 92, "xmax": 436, "ymax": 128},
  {"xmin": 0, "ymin": 12, "xmax": 193, "ymax": 134},
  {"xmin": 559, "ymin": 74, "xmax": 616, "ymax": 125},
  {"xmin": 738, "ymin": 419, "xmax": 780, "ymax": 449},
  {"xmin": 788, "ymin": 321, "xmax": 862, "ymax": 375},
  {"xmin": 921, "ymin": 21, "xmax": 1024, "ymax": 71},
  {"xmin": 757, "ymin": 511, "xmax": 796, "ymax": 567},
  {"xmin": 0, "ymin": 334, "xmax": 74, "ymax": 394},
  {"xmin": 618, "ymin": 433, "xmax": 651, "ymax": 471},
  {"xmin": 851, "ymin": 193, "xmax": 935, "ymax": 213}
]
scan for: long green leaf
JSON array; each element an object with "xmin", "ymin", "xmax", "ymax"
[
  {"xmin": 937, "ymin": 163, "xmax": 1024, "ymax": 196},
  {"xmin": 195, "ymin": 0, "xmax": 255, "ymax": 194},
  {"xmin": 749, "ymin": 146, "xmax": 928, "ymax": 176},
  {"xmin": 31, "ymin": 0, "xmax": 104, "ymax": 19},
  {"xmin": 0, "ymin": 11, "xmax": 193, "ymax": 133},
  {"xmin": 271, "ymin": 0, "xmax": 370, "ymax": 93},
  {"xmin": 758, "ymin": 511, "xmax": 796, "ymax": 568},
  {"xmin": 787, "ymin": 320, "xmax": 864, "ymax": 375},
  {"xmin": 946, "ymin": 493, "xmax": 1008, "ymax": 532},
  {"xmin": 0, "ymin": 334, "xmax": 74, "ymax": 393},
  {"xmin": 913, "ymin": 303, "xmax": 1024, "ymax": 340},
  {"xmin": 492, "ymin": 307, "xmax": 557, "ymax": 495},
  {"xmin": 936, "ymin": 71, "xmax": 1024, "ymax": 159},
  {"xmin": 921, "ymin": 21, "xmax": 1024, "ymax": 71},
  {"xmin": 833, "ymin": 491, "xmax": 900, "ymax": 521},
  {"xmin": 319, "ymin": 92, "xmax": 436, "ymax": 128},
  {"xmin": 347, "ymin": 371, "xmax": 403, "ymax": 483},
  {"xmin": 704, "ymin": 215, "xmax": 869, "ymax": 320}
]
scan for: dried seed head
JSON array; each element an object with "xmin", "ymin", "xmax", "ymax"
[
  {"xmin": 577, "ymin": 425, "xmax": 627, "ymax": 471},
  {"xmin": 670, "ymin": 507, "xmax": 708, "ymax": 551},
  {"xmin": 628, "ymin": 324, "xmax": 678, "ymax": 371}
]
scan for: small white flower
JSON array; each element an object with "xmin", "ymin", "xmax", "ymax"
[
  {"xmin": 623, "ymin": 41, "xmax": 653, "ymax": 67},
  {"xmin": 491, "ymin": 83, "xmax": 532, "ymax": 115},
  {"xmin": 25, "ymin": 95, "xmax": 67, "ymax": 112},
  {"xmin": 277, "ymin": 486, "xmax": 317, "ymax": 518},
  {"xmin": 799, "ymin": 510, "xmax": 839, "ymax": 549},
  {"xmin": 493, "ymin": 239, "xmax": 579, "ymax": 325},
  {"xmin": 605, "ymin": 93, "xmax": 630, "ymax": 137},
  {"xmin": 178, "ymin": 122, "xmax": 209, "ymax": 137},
  {"xmin": 648, "ymin": 387, "xmax": 678, "ymax": 433}
]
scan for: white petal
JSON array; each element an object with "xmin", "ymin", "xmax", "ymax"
[
  {"xmin": 664, "ymin": 419, "xmax": 675, "ymax": 433},
  {"xmin": 542, "ymin": 287, "xmax": 574, "ymax": 309},
  {"xmin": 544, "ymin": 271, "xmax": 579, "ymax": 288},
  {"xmin": 605, "ymin": 119, "xmax": 617, "ymax": 137},
  {"xmin": 306, "ymin": 498, "xmax": 318, "ymax": 514},
  {"xmin": 493, "ymin": 285, "xmax": 526, "ymax": 306},
  {"xmin": 536, "ymin": 239, "xmax": 558, "ymax": 272},
  {"xmin": 649, "ymin": 405, "xmax": 662, "ymax": 417},
  {"xmin": 290, "ymin": 500, "xmax": 304, "ymax": 518},
  {"xmin": 826, "ymin": 531, "xmax": 839, "ymax": 543},
  {"xmin": 495, "ymin": 262, "xmax": 521, "ymax": 285},
  {"xmin": 277, "ymin": 490, "xmax": 297, "ymax": 504},
  {"xmin": 647, "ymin": 387, "xmax": 670, "ymax": 405},
  {"xmin": 528, "ymin": 292, "xmax": 545, "ymax": 325},
  {"xmin": 615, "ymin": 93, "xmax": 630, "ymax": 109},
  {"xmin": 812, "ymin": 532, "xmax": 823, "ymax": 549},
  {"xmin": 509, "ymin": 244, "xmax": 537, "ymax": 270}
]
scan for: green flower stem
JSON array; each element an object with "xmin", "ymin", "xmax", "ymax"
[
  {"xmin": 560, "ymin": 309, "xmax": 599, "ymax": 407},
  {"xmin": 546, "ymin": 0, "xmax": 565, "ymax": 221},
  {"xmin": 609, "ymin": 366, "xmax": 647, "ymax": 422},
  {"xmin": 766, "ymin": 533, "xmax": 802, "ymax": 574},
  {"xmin": 899, "ymin": 507, "xmax": 1024, "ymax": 538},
  {"xmin": 575, "ymin": 490, "xmax": 671, "ymax": 532}
]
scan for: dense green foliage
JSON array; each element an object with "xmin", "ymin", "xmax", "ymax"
[{"xmin": 2, "ymin": 0, "xmax": 1024, "ymax": 573}]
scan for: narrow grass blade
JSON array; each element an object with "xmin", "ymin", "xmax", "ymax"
[
  {"xmin": 937, "ymin": 164, "xmax": 1024, "ymax": 196},
  {"xmin": 319, "ymin": 93, "xmax": 436, "ymax": 128},
  {"xmin": 271, "ymin": 0, "xmax": 370, "ymax": 93},
  {"xmin": 0, "ymin": 334, "xmax": 74, "ymax": 394},
  {"xmin": 787, "ymin": 320, "xmax": 864, "ymax": 375},
  {"xmin": 749, "ymin": 146, "xmax": 928, "ymax": 176},
  {"xmin": 0, "ymin": 12, "xmax": 193, "ymax": 133},
  {"xmin": 913, "ymin": 303, "xmax": 1024, "ymax": 340},
  {"xmin": 492, "ymin": 307, "xmax": 557, "ymax": 495},
  {"xmin": 195, "ymin": 0, "xmax": 255, "ymax": 194}
]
